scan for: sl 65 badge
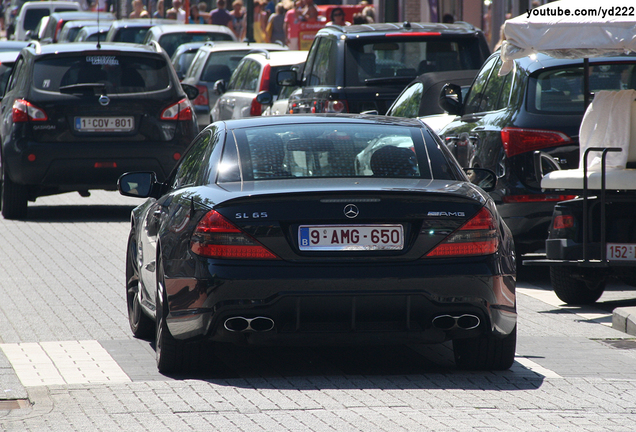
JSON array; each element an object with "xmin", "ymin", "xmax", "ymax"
[{"xmin": 236, "ymin": 212, "xmax": 268, "ymax": 219}]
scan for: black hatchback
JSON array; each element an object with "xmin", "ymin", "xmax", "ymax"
[{"xmin": 0, "ymin": 41, "xmax": 199, "ymax": 219}]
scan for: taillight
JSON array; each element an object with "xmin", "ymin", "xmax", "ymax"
[
  {"xmin": 321, "ymin": 100, "xmax": 348, "ymax": 113},
  {"xmin": 259, "ymin": 64, "xmax": 270, "ymax": 92},
  {"xmin": 160, "ymin": 98, "xmax": 193, "ymax": 121},
  {"xmin": 54, "ymin": 19, "xmax": 64, "ymax": 42},
  {"xmin": 193, "ymin": 85, "xmax": 209, "ymax": 106},
  {"xmin": 425, "ymin": 207, "xmax": 499, "ymax": 258},
  {"xmin": 250, "ymin": 97, "xmax": 263, "ymax": 116},
  {"xmin": 190, "ymin": 210, "xmax": 279, "ymax": 259},
  {"xmin": 501, "ymin": 127, "xmax": 571, "ymax": 158},
  {"xmin": 553, "ymin": 215, "xmax": 574, "ymax": 230},
  {"xmin": 502, "ymin": 194, "xmax": 576, "ymax": 203},
  {"xmin": 13, "ymin": 99, "xmax": 48, "ymax": 123}
]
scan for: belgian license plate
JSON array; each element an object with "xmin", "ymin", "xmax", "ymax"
[
  {"xmin": 75, "ymin": 117, "xmax": 134, "ymax": 132},
  {"xmin": 299, "ymin": 225, "xmax": 404, "ymax": 251},
  {"xmin": 607, "ymin": 243, "xmax": 636, "ymax": 261}
]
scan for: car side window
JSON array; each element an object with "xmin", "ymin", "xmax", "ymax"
[
  {"xmin": 301, "ymin": 37, "xmax": 322, "ymax": 85},
  {"xmin": 172, "ymin": 129, "xmax": 216, "ymax": 189},
  {"xmin": 308, "ymin": 37, "xmax": 336, "ymax": 86},
  {"xmin": 6, "ymin": 57, "xmax": 25, "ymax": 94},
  {"xmin": 388, "ymin": 82, "xmax": 423, "ymax": 118},
  {"xmin": 186, "ymin": 49, "xmax": 205, "ymax": 79},
  {"xmin": 227, "ymin": 60, "xmax": 246, "ymax": 90},
  {"xmin": 242, "ymin": 60, "xmax": 261, "ymax": 92},
  {"xmin": 463, "ymin": 55, "xmax": 498, "ymax": 115},
  {"xmin": 495, "ymin": 69, "xmax": 514, "ymax": 110},
  {"xmin": 478, "ymin": 58, "xmax": 507, "ymax": 112}
]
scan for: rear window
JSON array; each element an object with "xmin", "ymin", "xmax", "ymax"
[
  {"xmin": 159, "ymin": 32, "xmax": 234, "ymax": 57},
  {"xmin": 218, "ymin": 123, "xmax": 452, "ymax": 182},
  {"xmin": 345, "ymin": 37, "xmax": 486, "ymax": 86},
  {"xmin": 33, "ymin": 54, "xmax": 171, "ymax": 93},
  {"xmin": 110, "ymin": 27, "xmax": 150, "ymax": 43},
  {"xmin": 528, "ymin": 62, "xmax": 636, "ymax": 113},
  {"xmin": 23, "ymin": 9, "xmax": 49, "ymax": 31}
]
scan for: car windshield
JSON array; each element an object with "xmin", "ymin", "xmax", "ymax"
[
  {"xmin": 33, "ymin": 54, "xmax": 171, "ymax": 93},
  {"xmin": 218, "ymin": 123, "xmax": 448, "ymax": 182},
  {"xmin": 159, "ymin": 32, "xmax": 234, "ymax": 57},
  {"xmin": 528, "ymin": 62, "xmax": 636, "ymax": 113},
  {"xmin": 345, "ymin": 37, "xmax": 485, "ymax": 86}
]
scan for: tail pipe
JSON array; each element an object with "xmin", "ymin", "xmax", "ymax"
[
  {"xmin": 224, "ymin": 316, "xmax": 275, "ymax": 332},
  {"xmin": 432, "ymin": 314, "xmax": 480, "ymax": 330}
]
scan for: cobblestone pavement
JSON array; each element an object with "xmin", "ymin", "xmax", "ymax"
[{"xmin": 2, "ymin": 191, "xmax": 636, "ymax": 431}]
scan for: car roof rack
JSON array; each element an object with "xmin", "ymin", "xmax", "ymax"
[
  {"xmin": 27, "ymin": 41, "xmax": 41, "ymax": 54},
  {"xmin": 247, "ymin": 48, "xmax": 269, "ymax": 59},
  {"xmin": 148, "ymin": 40, "xmax": 162, "ymax": 53}
]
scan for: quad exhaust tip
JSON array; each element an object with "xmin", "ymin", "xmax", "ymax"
[
  {"xmin": 432, "ymin": 314, "xmax": 480, "ymax": 330},
  {"xmin": 224, "ymin": 316, "xmax": 275, "ymax": 332}
]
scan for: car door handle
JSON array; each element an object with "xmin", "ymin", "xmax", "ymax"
[{"xmin": 472, "ymin": 127, "xmax": 485, "ymax": 131}]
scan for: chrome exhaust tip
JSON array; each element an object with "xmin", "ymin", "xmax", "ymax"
[
  {"xmin": 224, "ymin": 316, "xmax": 275, "ymax": 332},
  {"xmin": 432, "ymin": 314, "xmax": 480, "ymax": 330}
]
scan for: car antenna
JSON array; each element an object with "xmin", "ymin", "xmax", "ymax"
[{"xmin": 96, "ymin": 8, "xmax": 101, "ymax": 49}]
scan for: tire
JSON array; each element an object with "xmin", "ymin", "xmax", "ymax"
[
  {"xmin": 453, "ymin": 325, "xmax": 517, "ymax": 371},
  {"xmin": 126, "ymin": 228, "xmax": 154, "ymax": 340},
  {"xmin": 155, "ymin": 257, "xmax": 187, "ymax": 374},
  {"xmin": 550, "ymin": 266, "xmax": 606, "ymax": 305},
  {"xmin": 1, "ymin": 171, "xmax": 28, "ymax": 220}
]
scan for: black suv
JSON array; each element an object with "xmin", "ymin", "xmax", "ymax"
[
  {"xmin": 437, "ymin": 52, "xmax": 636, "ymax": 255},
  {"xmin": 0, "ymin": 41, "xmax": 199, "ymax": 219},
  {"xmin": 281, "ymin": 22, "xmax": 489, "ymax": 115}
]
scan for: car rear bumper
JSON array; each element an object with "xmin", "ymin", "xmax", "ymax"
[
  {"xmin": 4, "ymin": 139, "xmax": 186, "ymax": 188},
  {"xmin": 163, "ymin": 258, "xmax": 517, "ymax": 345}
]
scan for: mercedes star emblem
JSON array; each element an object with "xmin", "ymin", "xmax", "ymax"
[{"xmin": 343, "ymin": 204, "xmax": 359, "ymax": 219}]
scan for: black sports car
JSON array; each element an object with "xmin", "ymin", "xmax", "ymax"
[{"xmin": 118, "ymin": 114, "xmax": 517, "ymax": 373}]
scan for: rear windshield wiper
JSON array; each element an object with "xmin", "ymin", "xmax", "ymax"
[
  {"xmin": 59, "ymin": 83, "xmax": 107, "ymax": 93},
  {"xmin": 364, "ymin": 76, "xmax": 414, "ymax": 85}
]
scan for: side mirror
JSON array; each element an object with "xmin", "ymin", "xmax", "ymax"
[
  {"xmin": 25, "ymin": 30, "xmax": 33, "ymax": 40},
  {"xmin": 181, "ymin": 83, "xmax": 199, "ymax": 100},
  {"xmin": 463, "ymin": 168, "xmax": 496, "ymax": 192},
  {"xmin": 439, "ymin": 83, "xmax": 463, "ymax": 116},
  {"xmin": 277, "ymin": 69, "xmax": 298, "ymax": 86},
  {"xmin": 118, "ymin": 172, "xmax": 161, "ymax": 198},
  {"xmin": 214, "ymin": 79, "xmax": 226, "ymax": 95},
  {"xmin": 255, "ymin": 90, "xmax": 273, "ymax": 106}
]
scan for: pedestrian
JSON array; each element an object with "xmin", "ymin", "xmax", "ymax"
[
  {"xmin": 284, "ymin": 0, "xmax": 303, "ymax": 49},
  {"xmin": 167, "ymin": 0, "xmax": 186, "ymax": 23},
  {"xmin": 300, "ymin": 0, "xmax": 316, "ymax": 21},
  {"xmin": 153, "ymin": 0, "xmax": 164, "ymax": 18},
  {"xmin": 266, "ymin": 2, "xmax": 286, "ymax": 45},
  {"xmin": 352, "ymin": 12, "xmax": 369, "ymax": 24},
  {"xmin": 189, "ymin": 4, "xmax": 206, "ymax": 23},
  {"xmin": 130, "ymin": 0, "xmax": 149, "ymax": 18},
  {"xmin": 252, "ymin": 1, "xmax": 267, "ymax": 42},
  {"xmin": 197, "ymin": 1, "xmax": 210, "ymax": 21},
  {"xmin": 229, "ymin": 0, "xmax": 246, "ymax": 41},
  {"xmin": 326, "ymin": 7, "xmax": 350, "ymax": 26},
  {"xmin": 209, "ymin": 0, "xmax": 233, "ymax": 31}
]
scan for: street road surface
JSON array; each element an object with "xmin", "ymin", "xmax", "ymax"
[{"xmin": 2, "ymin": 191, "xmax": 636, "ymax": 431}]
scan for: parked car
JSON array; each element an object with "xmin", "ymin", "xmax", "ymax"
[
  {"xmin": 142, "ymin": 24, "xmax": 236, "ymax": 58},
  {"xmin": 279, "ymin": 22, "xmax": 490, "ymax": 115},
  {"xmin": 38, "ymin": 11, "xmax": 115, "ymax": 44},
  {"xmin": 212, "ymin": 50, "xmax": 307, "ymax": 121},
  {"xmin": 12, "ymin": 1, "xmax": 81, "ymax": 41},
  {"xmin": 181, "ymin": 41, "xmax": 288, "ymax": 128},
  {"xmin": 118, "ymin": 114, "xmax": 516, "ymax": 373},
  {"xmin": 171, "ymin": 41, "xmax": 206, "ymax": 81},
  {"xmin": 57, "ymin": 19, "xmax": 112, "ymax": 43},
  {"xmin": 386, "ymin": 69, "xmax": 477, "ymax": 134},
  {"xmin": 0, "ymin": 41, "xmax": 199, "ymax": 220},
  {"xmin": 104, "ymin": 18, "xmax": 176, "ymax": 44},
  {"xmin": 437, "ymin": 51, "xmax": 636, "ymax": 256},
  {"xmin": 0, "ymin": 41, "xmax": 29, "ymax": 52},
  {"xmin": 73, "ymin": 23, "xmax": 110, "ymax": 42}
]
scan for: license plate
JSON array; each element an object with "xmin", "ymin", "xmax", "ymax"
[
  {"xmin": 75, "ymin": 117, "xmax": 134, "ymax": 132},
  {"xmin": 607, "ymin": 243, "xmax": 636, "ymax": 261},
  {"xmin": 299, "ymin": 225, "xmax": 404, "ymax": 251}
]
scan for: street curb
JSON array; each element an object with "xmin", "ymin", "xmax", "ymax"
[
  {"xmin": 612, "ymin": 307, "xmax": 636, "ymax": 337},
  {"xmin": 0, "ymin": 347, "xmax": 27, "ymax": 401}
]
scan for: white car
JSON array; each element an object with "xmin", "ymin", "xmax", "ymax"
[{"xmin": 13, "ymin": 0, "xmax": 80, "ymax": 41}]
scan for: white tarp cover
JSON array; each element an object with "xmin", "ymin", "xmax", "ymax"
[{"xmin": 499, "ymin": 0, "xmax": 636, "ymax": 75}]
